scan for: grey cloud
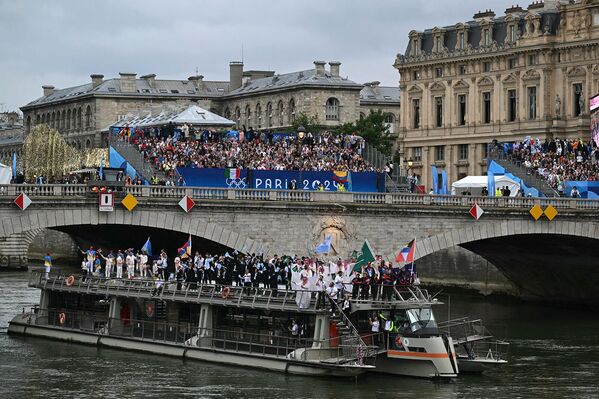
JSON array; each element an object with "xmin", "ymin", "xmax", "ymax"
[{"xmin": 0, "ymin": 0, "xmax": 517, "ymax": 112}]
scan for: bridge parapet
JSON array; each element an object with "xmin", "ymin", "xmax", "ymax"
[{"xmin": 0, "ymin": 184, "xmax": 598, "ymax": 211}]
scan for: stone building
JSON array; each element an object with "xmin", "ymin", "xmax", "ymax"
[
  {"xmin": 0, "ymin": 112, "xmax": 23, "ymax": 164},
  {"xmin": 394, "ymin": 0, "xmax": 599, "ymax": 189},
  {"xmin": 18, "ymin": 61, "xmax": 400, "ymax": 150}
]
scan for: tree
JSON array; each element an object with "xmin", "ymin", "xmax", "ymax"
[
  {"xmin": 291, "ymin": 112, "xmax": 319, "ymax": 133},
  {"xmin": 335, "ymin": 110, "xmax": 394, "ymax": 156}
]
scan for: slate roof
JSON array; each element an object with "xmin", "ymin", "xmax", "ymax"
[
  {"xmin": 112, "ymin": 105, "xmax": 235, "ymax": 128},
  {"xmin": 405, "ymin": 11, "xmax": 561, "ymax": 56},
  {"xmin": 23, "ymin": 78, "xmax": 230, "ymax": 108},
  {"xmin": 360, "ymin": 85, "xmax": 400, "ymax": 104},
  {"xmin": 226, "ymin": 68, "xmax": 362, "ymax": 97}
]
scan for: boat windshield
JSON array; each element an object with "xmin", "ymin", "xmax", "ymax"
[{"xmin": 405, "ymin": 308, "xmax": 438, "ymax": 335}]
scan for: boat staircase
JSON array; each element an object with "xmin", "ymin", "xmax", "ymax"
[{"xmin": 108, "ymin": 135, "xmax": 169, "ymax": 184}]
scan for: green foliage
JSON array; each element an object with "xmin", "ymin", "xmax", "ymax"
[
  {"xmin": 335, "ymin": 110, "xmax": 393, "ymax": 156},
  {"xmin": 291, "ymin": 112, "xmax": 319, "ymax": 133}
]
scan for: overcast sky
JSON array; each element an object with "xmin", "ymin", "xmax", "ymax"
[{"xmin": 1, "ymin": 0, "xmax": 519, "ymax": 113}]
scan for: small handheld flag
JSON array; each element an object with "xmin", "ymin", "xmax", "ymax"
[
  {"xmin": 396, "ymin": 239, "xmax": 415, "ymax": 263},
  {"xmin": 177, "ymin": 235, "xmax": 192, "ymax": 259},
  {"xmin": 314, "ymin": 235, "xmax": 333, "ymax": 254},
  {"xmin": 141, "ymin": 237, "xmax": 152, "ymax": 256}
]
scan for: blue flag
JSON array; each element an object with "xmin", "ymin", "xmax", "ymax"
[
  {"xmin": 141, "ymin": 237, "xmax": 152, "ymax": 256},
  {"xmin": 431, "ymin": 165, "xmax": 439, "ymax": 194},
  {"xmin": 12, "ymin": 152, "xmax": 17, "ymax": 179},
  {"xmin": 99, "ymin": 157, "xmax": 104, "ymax": 180},
  {"xmin": 314, "ymin": 235, "xmax": 333, "ymax": 254}
]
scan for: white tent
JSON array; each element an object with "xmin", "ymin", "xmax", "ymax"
[
  {"xmin": 451, "ymin": 175, "xmax": 520, "ymax": 197},
  {"xmin": 0, "ymin": 163, "xmax": 12, "ymax": 184},
  {"xmin": 112, "ymin": 105, "xmax": 235, "ymax": 128}
]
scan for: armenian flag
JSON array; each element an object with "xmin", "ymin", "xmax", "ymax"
[{"xmin": 177, "ymin": 235, "xmax": 192, "ymax": 259}]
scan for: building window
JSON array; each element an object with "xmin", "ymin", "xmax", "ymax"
[
  {"xmin": 435, "ymin": 96, "xmax": 443, "ymax": 127},
  {"xmin": 459, "ymin": 32, "xmax": 465, "ymax": 49},
  {"xmin": 459, "ymin": 144, "xmax": 468, "ymax": 160},
  {"xmin": 436, "ymin": 36, "xmax": 442, "ymax": 52},
  {"xmin": 483, "ymin": 92, "xmax": 491, "ymax": 124},
  {"xmin": 527, "ymin": 87, "xmax": 537, "ymax": 120},
  {"xmin": 458, "ymin": 94, "xmax": 467, "ymax": 126},
  {"xmin": 528, "ymin": 54, "xmax": 537, "ymax": 66},
  {"xmin": 483, "ymin": 62, "xmax": 491, "ymax": 73},
  {"xmin": 255, "ymin": 103, "xmax": 262, "ymax": 128},
  {"xmin": 224, "ymin": 107, "xmax": 231, "ymax": 120},
  {"xmin": 435, "ymin": 67, "xmax": 443, "ymax": 78},
  {"xmin": 288, "ymin": 99, "xmax": 296, "ymax": 123},
  {"xmin": 413, "ymin": 70, "xmax": 421, "ymax": 80},
  {"xmin": 277, "ymin": 101, "xmax": 284, "ymax": 126},
  {"xmin": 508, "ymin": 89, "xmax": 517, "ymax": 122},
  {"xmin": 77, "ymin": 108, "xmax": 82, "ymax": 129},
  {"xmin": 412, "ymin": 99, "xmax": 420, "ymax": 128},
  {"xmin": 384, "ymin": 113, "xmax": 395, "ymax": 134},
  {"xmin": 325, "ymin": 98, "xmax": 340, "ymax": 121},
  {"xmin": 508, "ymin": 58, "xmax": 518, "ymax": 69},
  {"xmin": 459, "ymin": 65, "xmax": 467, "ymax": 75},
  {"xmin": 483, "ymin": 29, "xmax": 490, "ymax": 46},
  {"xmin": 412, "ymin": 38, "xmax": 420, "ymax": 56},
  {"xmin": 245, "ymin": 105, "xmax": 251, "ymax": 128},
  {"xmin": 85, "ymin": 106, "xmax": 91, "ymax": 128},
  {"xmin": 509, "ymin": 25, "xmax": 516, "ymax": 42},
  {"xmin": 435, "ymin": 145, "xmax": 445, "ymax": 161},
  {"xmin": 266, "ymin": 102, "xmax": 273, "ymax": 128},
  {"xmin": 413, "ymin": 147, "xmax": 422, "ymax": 162},
  {"xmin": 482, "ymin": 144, "xmax": 489, "ymax": 159},
  {"xmin": 573, "ymin": 83, "xmax": 583, "ymax": 116},
  {"xmin": 235, "ymin": 107, "xmax": 241, "ymax": 127}
]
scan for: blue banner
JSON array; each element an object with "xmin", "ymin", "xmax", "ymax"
[
  {"xmin": 431, "ymin": 165, "xmax": 439, "ymax": 194},
  {"xmin": 176, "ymin": 167, "xmax": 383, "ymax": 192},
  {"xmin": 441, "ymin": 169, "xmax": 448, "ymax": 195}
]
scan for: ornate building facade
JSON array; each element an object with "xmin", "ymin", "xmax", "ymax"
[
  {"xmin": 395, "ymin": 0, "xmax": 599, "ymax": 189},
  {"xmin": 18, "ymin": 61, "xmax": 400, "ymax": 150}
]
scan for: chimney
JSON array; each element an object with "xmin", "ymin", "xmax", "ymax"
[
  {"xmin": 42, "ymin": 85, "xmax": 55, "ymax": 97},
  {"xmin": 314, "ymin": 61, "xmax": 326, "ymax": 77},
  {"xmin": 187, "ymin": 75, "xmax": 205, "ymax": 90},
  {"xmin": 90, "ymin": 74, "xmax": 104, "ymax": 88},
  {"xmin": 473, "ymin": 9, "xmax": 496, "ymax": 20},
  {"xmin": 329, "ymin": 61, "xmax": 341, "ymax": 77},
  {"xmin": 140, "ymin": 73, "xmax": 156, "ymax": 88},
  {"xmin": 370, "ymin": 81, "xmax": 381, "ymax": 93},
  {"xmin": 229, "ymin": 62, "xmax": 243, "ymax": 91},
  {"xmin": 119, "ymin": 72, "xmax": 137, "ymax": 93}
]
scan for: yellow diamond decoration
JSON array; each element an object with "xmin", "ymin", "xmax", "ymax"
[
  {"xmin": 121, "ymin": 193, "xmax": 138, "ymax": 212},
  {"xmin": 544, "ymin": 205, "xmax": 558, "ymax": 221},
  {"xmin": 529, "ymin": 204, "xmax": 543, "ymax": 220}
]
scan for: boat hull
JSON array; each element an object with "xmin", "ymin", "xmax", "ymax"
[
  {"xmin": 457, "ymin": 357, "xmax": 508, "ymax": 373},
  {"xmin": 8, "ymin": 315, "xmax": 365, "ymax": 378}
]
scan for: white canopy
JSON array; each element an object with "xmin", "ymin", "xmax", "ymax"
[
  {"xmin": 113, "ymin": 105, "xmax": 235, "ymax": 128},
  {"xmin": 0, "ymin": 162, "xmax": 12, "ymax": 184},
  {"xmin": 451, "ymin": 175, "xmax": 520, "ymax": 197}
]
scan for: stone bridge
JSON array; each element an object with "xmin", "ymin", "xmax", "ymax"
[{"xmin": 1, "ymin": 184, "xmax": 598, "ymax": 303}]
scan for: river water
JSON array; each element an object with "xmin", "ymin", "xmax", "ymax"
[{"xmin": 1, "ymin": 272, "xmax": 598, "ymax": 399}]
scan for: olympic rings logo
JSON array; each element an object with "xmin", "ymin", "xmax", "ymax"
[{"xmin": 226, "ymin": 178, "xmax": 247, "ymax": 189}]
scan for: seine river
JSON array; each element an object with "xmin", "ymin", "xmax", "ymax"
[{"xmin": 1, "ymin": 272, "xmax": 598, "ymax": 399}]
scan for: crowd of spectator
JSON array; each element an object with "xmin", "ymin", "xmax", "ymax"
[
  {"xmin": 128, "ymin": 127, "xmax": 376, "ymax": 179},
  {"xmin": 494, "ymin": 137, "xmax": 599, "ymax": 196}
]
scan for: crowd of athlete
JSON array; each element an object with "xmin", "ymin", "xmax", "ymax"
[{"xmin": 75, "ymin": 246, "xmax": 419, "ymax": 301}]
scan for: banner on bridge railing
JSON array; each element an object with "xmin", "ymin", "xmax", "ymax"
[{"xmin": 176, "ymin": 168, "xmax": 385, "ymax": 192}]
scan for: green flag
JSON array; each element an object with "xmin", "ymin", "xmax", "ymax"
[{"xmin": 352, "ymin": 240, "xmax": 376, "ymax": 272}]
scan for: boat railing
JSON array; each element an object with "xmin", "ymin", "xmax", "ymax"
[
  {"xmin": 31, "ymin": 272, "xmax": 437, "ymax": 311},
  {"xmin": 437, "ymin": 317, "xmax": 493, "ymax": 344}
]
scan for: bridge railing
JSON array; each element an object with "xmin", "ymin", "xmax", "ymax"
[{"xmin": 2, "ymin": 184, "xmax": 599, "ymax": 210}]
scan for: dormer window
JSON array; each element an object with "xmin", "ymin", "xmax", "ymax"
[
  {"xmin": 459, "ymin": 32, "xmax": 465, "ymax": 49},
  {"xmin": 412, "ymin": 38, "xmax": 420, "ymax": 56},
  {"xmin": 436, "ymin": 37, "xmax": 442, "ymax": 52},
  {"xmin": 483, "ymin": 29, "xmax": 490, "ymax": 46},
  {"xmin": 509, "ymin": 25, "xmax": 516, "ymax": 43}
]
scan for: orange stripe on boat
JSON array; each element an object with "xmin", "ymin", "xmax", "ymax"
[{"xmin": 387, "ymin": 350, "xmax": 450, "ymax": 358}]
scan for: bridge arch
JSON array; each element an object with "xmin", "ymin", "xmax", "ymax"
[{"xmin": 0, "ymin": 208, "xmax": 265, "ymax": 257}]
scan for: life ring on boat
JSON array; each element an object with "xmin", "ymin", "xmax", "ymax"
[
  {"xmin": 403, "ymin": 337, "xmax": 410, "ymax": 347},
  {"xmin": 395, "ymin": 335, "xmax": 404, "ymax": 348},
  {"xmin": 65, "ymin": 275, "xmax": 75, "ymax": 287},
  {"xmin": 145, "ymin": 302, "xmax": 154, "ymax": 318},
  {"xmin": 221, "ymin": 286, "xmax": 231, "ymax": 299},
  {"xmin": 58, "ymin": 312, "xmax": 66, "ymax": 326}
]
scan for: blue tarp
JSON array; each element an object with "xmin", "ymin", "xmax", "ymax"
[
  {"xmin": 109, "ymin": 146, "xmax": 140, "ymax": 181},
  {"xmin": 487, "ymin": 160, "xmax": 542, "ymax": 197},
  {"xmin": 564, "ymin": 181, "xmax": 599, "ymax": 198},
  {"xmin": 177, "ymin": 167, "xmax": 383, "ymax": 192}
]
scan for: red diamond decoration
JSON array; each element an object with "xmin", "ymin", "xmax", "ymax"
[
  {"xmin": 15, "ymin": 192, "xmax": 32, "ymax": 211},
  {"xmin": 178, "ymin": 195, "xmax": 195, "ymax": 213},
  {"xmin": 469, "ymin": 202, "xmax": 484, "ymax": 220}
]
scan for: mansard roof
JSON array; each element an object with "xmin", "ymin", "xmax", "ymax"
[
  {"xmin": 23, "ymin": 78, "xmax": 231, "ymax": 109},
  {"xmin": 404, "ymin": 11, "xmax": 560, "ymax": 57},
  {"xmin": 226, "ymin": 68, "xmax": 362, "ymax": 97},
  {"xmin": 359, "ymin": 85, "xmax": 400, "ymax": 104}
]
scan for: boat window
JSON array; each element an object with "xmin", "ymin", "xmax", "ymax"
[{"xmin": 406, "ymin": 308, "xmax": 438, "ymax": 334}]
